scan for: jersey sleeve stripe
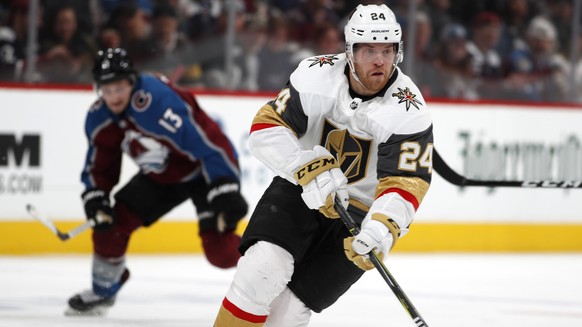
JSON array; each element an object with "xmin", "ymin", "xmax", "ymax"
[
  {"xmin": 375, "ymin": 176, "xmax": 430, "ymax": 211},
  {"xmin": 222, "ymin": 297, "xmax": 268, "ymax": 324},
  {"xmin": 250, "ymin": 122, "xmax": 278, "ymax": 133},
  {"xmin": 380, "ymin": 187, "xmax": 419, "ymax": 211},
  {"xmin": 250, "ymin": 104, "xmax": 298, "ymax": 136}
]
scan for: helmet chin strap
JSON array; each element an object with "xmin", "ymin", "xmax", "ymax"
[{"xmin": 350, "ymin": 69, "xmax": 370, "ymax": 91}]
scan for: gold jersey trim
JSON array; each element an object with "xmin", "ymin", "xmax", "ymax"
[{"xmin": 376, "ymin": 176, "xmax": 430, "ymax": 205}]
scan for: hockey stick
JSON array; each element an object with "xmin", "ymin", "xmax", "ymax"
[
  {"xmin": 433, "ymin": 149, "xmax": 582, "ymax": 189},
  {"xmin": 26, "ymin": 204, "xmax": 100, "ymax": 241},
  {"xmin": 334, "ymin": 196, "xmax": 429, "ymax": 327}
]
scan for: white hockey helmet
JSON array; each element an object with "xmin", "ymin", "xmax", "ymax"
[{"xmin": 345, "ymin": 4, "xmax": 403, "ymax": 72}]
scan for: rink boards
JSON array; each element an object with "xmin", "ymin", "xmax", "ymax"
[{"xmin": 1, "ymin": 85, "xmax": 581, "ymax": 253}]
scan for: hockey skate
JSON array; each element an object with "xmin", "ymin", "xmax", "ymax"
[{"xmin": 65, "ymin": 268, "xmax": 130, "ymax": 316}]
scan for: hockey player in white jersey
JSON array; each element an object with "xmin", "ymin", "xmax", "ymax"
[{"xmin": 214, "ymin": 4, "xmax": 433, "ymax": 326}]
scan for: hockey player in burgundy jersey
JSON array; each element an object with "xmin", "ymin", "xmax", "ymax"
[
  {"xmin": 66, "ymin": 48, "xmax": 248, "ymax": 316},
  {"xmin": 214, "ymin": 4, "xmax": 433, "ymax": 326}
]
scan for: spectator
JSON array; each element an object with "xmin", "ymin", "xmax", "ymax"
[
  {"xmin": 139, "ymin": 4, "xmax": 190, "ymax": 83},
  {"xmin": 37, "ymin": 5, "xmax": 97, "ymax": 83},
  {"xmin": 0, "ymin": 22, "xmax": 21, "ymax": 80},
  {"xmin": 0, "ymin": 0, "xmax": 43, "ymax": 81},
  {"xmin": 42, "ymin": 0, "xmax": 96, "ymax": 36},
  {"xmin": 497, "ymin": 0, "xmax": 532, "ymax": 58},
  {"xmin": 505, "ymin": 16, "xmax": 570, "ymax": 102},
  {"xmin": 157, "ymin": 0, "xmax": 199, "ymax": 36},
  {"xmin": 106, "ymin": 3, "xmax": 155, "ymax": 65},
  {"xmin": 466, "ymin": 11, "xmax": 505, "ymax": 99},
  {"xmin": 237, "ymin": 16, "xmax": 268, "ymax": 91},
  {"xmin": 150, "ymin": 4, "xmax": 187, "ymax": 55},
  {"xmin": 575, "ymin": 32, "xmax": 582, "ymax": 103},
  {"xmin": 449, "ymin": 0, "xmax": 506, "ymax": 27},
  {"xmin": 426, "ymin": 0, "xmax": 453, "ymax": 40},
  {"xmin": 432, "ymin": 23, "xmax": 479, "ymax": 100},
  {"xmin": 255, "ymin": 16, "xmax": 299, "ymax": 91},
  {"xmin": 545, "ymin": 0, "xmax": 574, "ymax": 57},
  {"xmin": 183, "ymin": 0, "xmax": 221, "ymax": 41},
  {"xmin": 311, "ymin": 22, "xmax": 343, "ymax": 55},
  {"xmin": 401, "ymin": 10, "xmax": 438, "ymax": 96},
  {"xmin": 96, "ymin": 23, "xmax": 122, "ymax": 49},
  {"xmin": 198, "ymin": 3, "xmax": 248, "ymax": 89},
  {"xmin": 287, "ymin": 0, "xmax": 340, "ymax": 44}
]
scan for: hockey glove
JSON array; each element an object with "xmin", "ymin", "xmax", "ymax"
[
  {"xmin": 81, "ymin": 189, "xmax": 114, "ymax": 230},
  {"xmin": 292, "ymin": 145, "xmax": 349, "ymax": 219},
  {"xmin": 344, "ymin": 213, "xmax": 398, "ymax": 271},
  {"xmin": 207, "ymin": 178, "xmax": 248, "ymax": 232}
]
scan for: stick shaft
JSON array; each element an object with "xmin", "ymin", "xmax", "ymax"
[
  {"xmin": 334, "ymin": 197, "xmax": 429, "ymax": 327},
  {"xmin": 433, "ymin": 149, "xmax": 582, "ymax": 189},
  {"xmin": 60, "ymin": 220, "xmax": 94, "ymax": 240}
]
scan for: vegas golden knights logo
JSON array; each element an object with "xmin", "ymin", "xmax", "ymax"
[{"xmin": 321, "ymin": 120, "xmax": 371, "ymax": 184}]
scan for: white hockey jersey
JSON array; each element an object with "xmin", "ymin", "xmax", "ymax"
[{"xmin": 248, "ymin": 53, "xmax": 433, "ymax": 238}]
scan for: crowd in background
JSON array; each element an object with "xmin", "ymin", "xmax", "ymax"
[{"xmin": 0, "ymin": 0, "xmax": 581, "ymax": 103}]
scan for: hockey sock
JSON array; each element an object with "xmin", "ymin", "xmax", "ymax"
[
  {"xmin": 92, "ymin": 255, "xmax": 127, "ymax": 298},
  {"xmin": 214, "ymin": 297, "xmax": 267, "ymax": 327}
]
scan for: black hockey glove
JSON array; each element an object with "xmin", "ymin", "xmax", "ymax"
[
  {"xmin": 207, "ymin": 178, "xmax": 248, "ymax": 232},
  {"xmin": 81, "ymin": 189, "xmax": 114, "ymax": 230}
]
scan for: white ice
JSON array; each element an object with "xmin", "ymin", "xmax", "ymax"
[{"xmin": 1, "ymin": 254, "xmax": 581, "ymax": 326}]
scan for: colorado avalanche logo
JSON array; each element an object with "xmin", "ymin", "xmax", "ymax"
[
  {"xmin": 308, "ymin": 55, "xmax": 339, "ymax": 67},
  {"xmin": 131, "ymin": 89, "xmax": 153, "ymax": 112},
  {"xmin": 391, "ymin": 87, "xmax": 422, "ymax": 111},
  {"xmin": 122, "ymin": 131, "xmax": 169, "ymax": 173}
]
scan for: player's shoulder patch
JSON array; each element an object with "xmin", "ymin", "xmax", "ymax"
[
  {"xmin": 131, "ymin": 89, "xmax": 153, "ymax": 112},
  {"xmin": 130, "ymin": 74, "xmax": 167, "ymax": 113},
  {"xmin": 305, "ymin": 54, "xmax": 341, "ymax": 68},
  {"xmin": 387, "ymin": 70, "xmax": 427, "ymax": 113},
  {"xmin": 391, "ymin": 86, "xmax": 423, "ymax": 111}
]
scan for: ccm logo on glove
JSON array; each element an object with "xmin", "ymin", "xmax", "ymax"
[
  {"xmin": 355, "ymin": 238, "xmax": 371, "ymax": 248},
  {"xmin": 294, "ymin": 156, "xmax": 338, "ymax": 185}
]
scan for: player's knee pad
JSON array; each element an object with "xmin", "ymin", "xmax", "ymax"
[
  {"xmin": 265, "ymin": 287, "xmax": 311, "ymax": 327},
  {"xmin": 200, "ymin": 230, "xmax": 241, "ymax": 269},
  {"xmin": 226, "ymin": 241, "xmax": 295, "ymax": 315},
  {"xmin": 93, "ymin": 201, "xmax": 142, "ymax": 258}
]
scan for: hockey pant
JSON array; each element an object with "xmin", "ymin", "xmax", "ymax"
[
  {"xmin": 113, "ymin": 173, "xmax": 241, "ymax": 268},
  {"xmin": 215, "ymin": 241, "xmax": 311, "ymax": 326}
]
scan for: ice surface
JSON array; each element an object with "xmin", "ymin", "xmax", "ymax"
[{"xmin": 1, "ymin": 254, "xmax": 581, "ymax": 326}]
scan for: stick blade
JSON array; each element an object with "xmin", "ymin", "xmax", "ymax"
[
  {"xmin": 26, "ymin": 203, "xmax": 59, "ymax": 234},
  {"xmin": 57, "ymin": 232, "xmax": 70, "ymax": 241}
]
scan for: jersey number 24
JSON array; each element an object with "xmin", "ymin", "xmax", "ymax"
[{"xmin": 399, "ymin": 142, "xmax": 433, "ymax": 174}]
